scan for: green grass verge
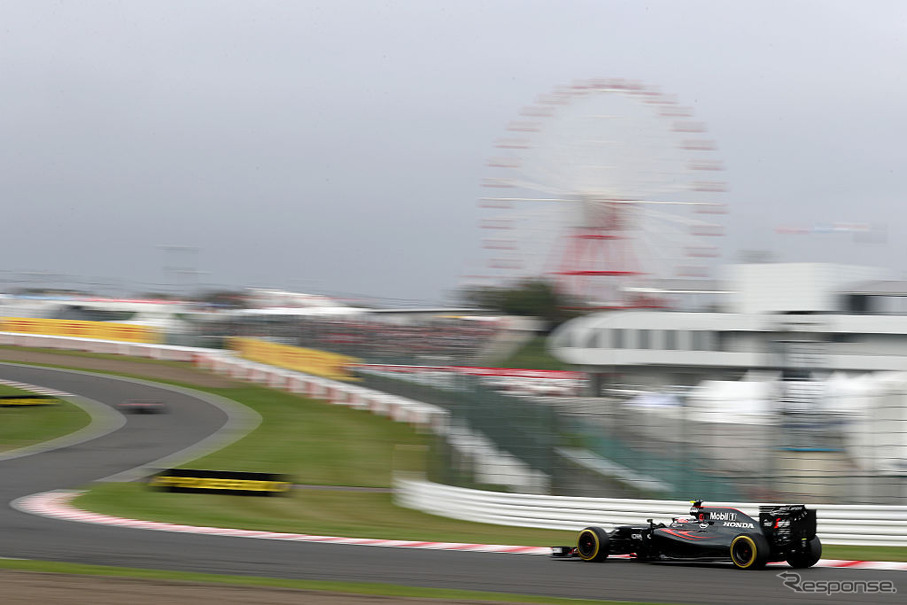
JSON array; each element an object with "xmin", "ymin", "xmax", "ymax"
[
  {"xmin": 0, "ymin": 397, "xmax": 91, "ymax": 453},
  {"xmin": 70, "ymin": 379, "xmax": 572, "ymax": 545},
  {"xmin": 72, "ymin": 484, "xmax": 907, "ymax": 561},
  {"xmin": 76, "ymin": 483, "xmax": 573, "ymax": 545},
  {"xmin": 0, "ymin": 558, "xmax": 670, "ymax": 605},
  {"xmin": 3, "ymin": 346, "xmax": 907, "ymax": 563},
  {"xmin": 819, "ymin": 544, "xmax": 907, "ymax": 562},
  {"xmin": 170, "ymin": 385, "xmax": 428, "ymax": 487},
  {"xmin": 0, "ymin": 383, "xmax": 43, "ymax": 396}
]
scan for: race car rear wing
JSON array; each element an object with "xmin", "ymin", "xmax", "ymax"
[{"xmin": 759, "ymin": 504, "xmax": 817, "ymax": 547}]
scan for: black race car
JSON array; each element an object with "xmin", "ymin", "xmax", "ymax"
[
  {"xmin": 116, "ymin": 399, "xmax": 168, "ymax": 414},
  {"xmin": 552, "ymin": 500, "xmax": 821, "ymax": 570}
]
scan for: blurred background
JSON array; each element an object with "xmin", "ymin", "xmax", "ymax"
[{"xmin": 1, "ymin": 1, "xmax": 906, "ymax": 505}]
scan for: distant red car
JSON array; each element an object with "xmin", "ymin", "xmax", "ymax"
[{"xmin": 116, "ymin": 399, "xmax": 168, "ymax": 414}]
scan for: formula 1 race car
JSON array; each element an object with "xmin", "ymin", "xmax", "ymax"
[
  {"xmin": 116, "ymin": 399, "xmax": 168, "ymax": 414},
  {"xmin": 552, "ymin": 501, "xmax": 821, "ymax": 570}
]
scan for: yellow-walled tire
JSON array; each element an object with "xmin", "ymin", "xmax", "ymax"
[
  {"xmin": 576, "ymin": 527, "xmax": 610, "ymax": 562},
  {"xmin": 730, "ymin": 533, "xmax": 770, "ymax": 570}
]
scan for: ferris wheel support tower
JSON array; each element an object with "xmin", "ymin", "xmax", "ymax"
[{"xmin": 471, "ymin": 78, "xmax": 728, "ymax": 308}]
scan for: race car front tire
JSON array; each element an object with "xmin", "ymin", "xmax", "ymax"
[
  {"xmin": 786, "ymin": 536, "xmax": 822, "ymax": 568},
  {"xmin": 730, "ymin": 533, "xmax": 770, "ymax": 570},
  {"xmin": 576, "ymin": 526, "xmax": 610, "ymax": 562}
]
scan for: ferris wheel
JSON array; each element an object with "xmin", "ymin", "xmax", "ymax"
[{"xmin": 470, "ymin": 78, "xmax": 728, "ymax": 307}]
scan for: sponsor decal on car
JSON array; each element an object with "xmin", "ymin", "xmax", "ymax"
[
  {"xmin": 723, "ymin": 521, "xmax": 755, "ymax": 528},
  {"xmin": 709, "ymin": 511, "xmax": 738, "ymax": 521}
]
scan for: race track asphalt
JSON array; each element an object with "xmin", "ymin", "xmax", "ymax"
[{"xmin": 0, "ymin": 363, "xmax": 902, "ymax": 605}]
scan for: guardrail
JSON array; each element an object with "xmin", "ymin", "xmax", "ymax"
[
  {"xmin": 0, "ymin": 332, "xmax": 448, "ymax": 430},
  {"xmin": 4, "ymin": 331, "xmax": 905, "ymax": 546},
  {"xmin": 394, "ymin": 477, "xmax": 907, "ymax": 546},
  {"xmin": 0, "ymin": 332, "xmax": 203, "ymax": 362}
]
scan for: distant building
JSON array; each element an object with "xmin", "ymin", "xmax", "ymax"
[
  {"xmin": 549, "ymin": 263, "xmax": 907, "ymax": 391},
  {"xmin": 244, "ymin": 288, "xmax": 348, "ymax": 310}
]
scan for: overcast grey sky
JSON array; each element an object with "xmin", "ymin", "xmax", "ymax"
[{"xmin": 1, "ymin": 1, "xmax": 905, "ymax": 304}]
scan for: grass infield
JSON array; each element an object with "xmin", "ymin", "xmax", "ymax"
[
  {"xmin": 0, "ymin": 383, "xmax": 44, "ymax": 396},
  {"xmin": 0, "ymin": 387, "xmax": 90, "ymax": 453},
  {"xmin": 3, "ymin": 346, "xmax": 907, "ymax": 564},
  {"xmin": 0, "ymin": 558, "xmax": 671, "ymax": 605}
]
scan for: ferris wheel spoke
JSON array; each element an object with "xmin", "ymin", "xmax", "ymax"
[
  {"xmin": 471, "ymin": 77, "xmax": 727, "ymax": 306},
  {"xmin": 481, "ymin": 197, "xmax": 573, "ymax": 203},
  {"xmin": 643, "ymin": 204, "xmax": 723, "ymax": 227},
  {"xmin": 491, "ymin": 173, "xmax": 569, "ymax": 196}
]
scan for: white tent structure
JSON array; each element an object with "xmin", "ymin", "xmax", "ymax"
[
  {"xmin": 622, "ymin": 372, "xmax": 907, "ymax": 475},
  {"xmin": 685, "ymin": 379, "xmax": 776, "ymax": 424},
  {"xmin": 826, "ymin": 372, "xmax": 907, "ymax": 473}
]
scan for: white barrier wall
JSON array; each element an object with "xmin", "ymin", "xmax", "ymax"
[
  {"xmin": 0, "ymin": 332, "xmax": 202, "ymax": 362},
  {"xmin": 3, "ymin": 332, "xmax": 905, "ymax": 546},
  {"xmin": 394, "ymin": 477, "xmax": 907, "ymax": 547}
]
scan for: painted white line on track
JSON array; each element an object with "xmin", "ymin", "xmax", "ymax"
[
  {"xmin": 0, "ymin": 379, "xmax": 72, "ymax": 397},
  {"xmin": 13, "ymin": 490, "xmax": 907, "ymax": 568}
]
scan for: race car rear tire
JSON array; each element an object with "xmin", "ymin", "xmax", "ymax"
[
  {"xmin": 576, "ymin": 526, "xmax": 610, "ymax": 562},
  {"xmin": 730, "ymin": 533, "xmax": 769, "ymax": 570},
  {"xmin": 786, "ymin": 536, "xmax": 822, "ymax": 568}
]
